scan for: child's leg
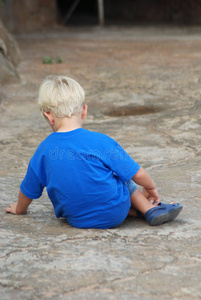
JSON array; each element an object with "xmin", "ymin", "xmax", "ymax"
[
  {"xmin": 128, "ymin": 188, "xmax": 183, "ymax": 226},
  {"xmin": 125, "ymin": 179, "xmax": 156, "ymax": 217},
  {"xmin": 128, "ymin": 188, "xmax": 156, "ymax": 217}
]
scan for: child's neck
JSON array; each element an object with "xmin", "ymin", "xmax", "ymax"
[{"xmin": 54, "ymin": 115, "xmax": 82, "ymax": 133}]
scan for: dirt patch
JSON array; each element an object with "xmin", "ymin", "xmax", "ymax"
[{"xmin": 105, "ymin": 105, "xmax": 163, "ymax": 117}]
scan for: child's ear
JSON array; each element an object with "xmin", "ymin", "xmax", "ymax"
[
  {"xmin": 81, "ymin": 105, "xmax": 88, "ymax": 119},
  {"xmin": 43, "ymin": 111, "xmax": 54, "ymax": 126}
]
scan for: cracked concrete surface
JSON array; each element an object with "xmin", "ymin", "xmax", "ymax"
[{"xmin": 0, "ymin": 26, "xmax": 201, "ymax": 299}]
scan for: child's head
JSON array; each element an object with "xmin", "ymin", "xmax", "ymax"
[{"xmin": 38, "ymin": 75, "xmax": 85, "ymax": 118}]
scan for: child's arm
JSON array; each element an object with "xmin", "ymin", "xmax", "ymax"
[
  {"xmin": 132, "ymin": 167, "xmax": 159, "ymax": 203},
  {"xmin": 5, "ymin": 190, "xmax": 32, "ymax": 215}
]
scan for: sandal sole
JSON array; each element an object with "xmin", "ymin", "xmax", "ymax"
[{"xmin": 149, "ymin": 206, "xmax": 183, "ymax": 226}]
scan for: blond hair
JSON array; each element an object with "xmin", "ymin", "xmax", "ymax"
[{"xmin": 38, "ymin": 75, "xmax": 85, "ymax": 118}]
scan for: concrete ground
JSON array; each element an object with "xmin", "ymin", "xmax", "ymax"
[{"xmin": 0, "ymin": 26, "xmax": 201, "ymax": 299}]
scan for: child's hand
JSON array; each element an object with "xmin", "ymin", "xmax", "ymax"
[
  {"xmin": 142, "ymin": 188, "xmax": 160, "ymax": 205},
  {"xmin": 5, "ymin": 191, "xmax": 32, "ymax": 215},
  {"xmin": 5, "ymin": 202, "xmax": 21, "ymax": 215}
]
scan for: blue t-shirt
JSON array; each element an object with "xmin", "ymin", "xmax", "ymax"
[{"xmin": 20, "ymin": 128, "xmax": 140, "ymax": 229}]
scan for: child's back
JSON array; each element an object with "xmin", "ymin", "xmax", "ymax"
[{"xmin": 21, "ymin": 128, "xmax": 140, "ymax": 228}]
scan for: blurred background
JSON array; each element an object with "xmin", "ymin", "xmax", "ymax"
[{"xmin": 0, "ymin": 0, "xmax": 201, "ymax": 33}]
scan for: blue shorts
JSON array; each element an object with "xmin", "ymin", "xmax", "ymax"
[{"xmin": 125, "ymin": 179, "xmax": 138, "ymax": 196}]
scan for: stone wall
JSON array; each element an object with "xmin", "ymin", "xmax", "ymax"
[
  {"xmin": 0, "ymin": 18, "xmax": 21, "ymax": 84},
  {"xmin": 0, "ymin": 0, "xmax": 57, "ymax": 33}
]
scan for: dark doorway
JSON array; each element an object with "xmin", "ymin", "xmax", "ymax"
[
  {"xmin": 56, "ymin": 0, "xmax": 201, "ymax": 26},
  {"xmin": 57, "ymin": 0, "xmax": 98, "ymax": 25}
]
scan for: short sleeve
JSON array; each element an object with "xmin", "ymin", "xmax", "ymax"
[
  {"xmin": 101, "ymin": 137, "xmax": 140, "ymax": 182},
  {"xmin": 20, "ymin": 162, "xmax": 44, "ymax": 199}
]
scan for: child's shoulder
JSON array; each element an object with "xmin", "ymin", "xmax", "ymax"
[
  {"xmin": 35, "ymin": 129, "xmax": 117, "ymax": 153},
  {"xmin": 83, "ymin": 129, "xmax": 116, "ymax": 144},
  {"xmin": 33, "ymin": 132, "xmax": 57, "ymax": 153}
]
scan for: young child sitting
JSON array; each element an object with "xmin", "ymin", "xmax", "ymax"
[{"xmin": 5, "ymin": 75, "xmax": 183, "ymax": 229}]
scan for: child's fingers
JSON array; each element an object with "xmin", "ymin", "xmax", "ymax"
[
  {"xmin": 142, "ymin": 188, "xmax": 149, "ymax": 198},
  {"xmin": 5, "ymin": 203, "xmax": 17, "ymax": 214}
]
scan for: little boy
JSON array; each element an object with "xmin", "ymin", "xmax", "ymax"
[{"xmin": 6, "ymin": 75, "xmax": 183, "ymax": 229}]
